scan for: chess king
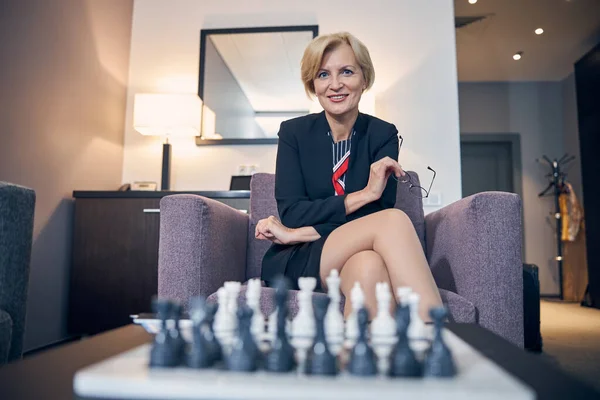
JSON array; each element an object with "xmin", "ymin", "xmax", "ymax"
[{"xmin": 255, "ymin": 31, "xmax": 443, "ymax": 322}]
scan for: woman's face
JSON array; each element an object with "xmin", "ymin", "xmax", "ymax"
[{"xmin": 314, "ymin": 43, "xmax": 366, "ymax": 119}]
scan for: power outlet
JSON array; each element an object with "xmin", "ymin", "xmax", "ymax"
[
  {"xmin": 248, "ymin": 164, "xmax": 259, "ymax": 175},
  {"xmin": 423, "ymin": 191, "xmax": 442, "ymax": 207}
]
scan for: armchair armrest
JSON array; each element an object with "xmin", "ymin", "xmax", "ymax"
[
  {"xmin": 158, "ymin": 195, "xmax": 248, "ymax": 309},
  {"xmin": 425, "ymin": 192, "xmax": 524, "ymax": 347}
]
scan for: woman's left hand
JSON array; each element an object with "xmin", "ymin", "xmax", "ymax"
[{"xmin": 255, "ymin": 215, "xmax": 294, "ymax": 245}]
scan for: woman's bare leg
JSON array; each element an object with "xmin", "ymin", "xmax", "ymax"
[
  {"xmin": 320, "ymin": 208, "xmax": 442, "ymax": 321},
  {"xmin": 336, "ymin": 250, "xmax": 393, "ymax": 319}
]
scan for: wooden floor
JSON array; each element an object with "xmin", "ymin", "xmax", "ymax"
[{"xmin": 537, "ymin": 300, "xmax": 600, "ymax": 392}]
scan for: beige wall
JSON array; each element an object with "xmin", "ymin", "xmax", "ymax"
[
  {"xmin": 0, "ymin": 0, "xmax": 133, "ymax": 350},
  {"xmin": 122, "ymin": 0, "xmax": 461, "ymax": 212}
]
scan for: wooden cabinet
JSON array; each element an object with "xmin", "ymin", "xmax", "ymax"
[{"xmin": 68, "ymin": 191, "xmax": 249, "ymax": 336}]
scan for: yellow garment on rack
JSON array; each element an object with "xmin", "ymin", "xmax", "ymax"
[{"xmin": 559, "ymin": 182, "xmax": 583, "ymax": 242}]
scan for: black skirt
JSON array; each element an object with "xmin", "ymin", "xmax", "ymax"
[{"xmin": 261, "ymin": 235, "xmax": 329, "ymax": 292}]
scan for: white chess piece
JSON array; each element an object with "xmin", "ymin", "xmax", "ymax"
[
  {"xmin": 291, "ymin": 277, "xmax": 317, "ymax": 365},
  {"xmin": 325, "ymin": 270, "xmax": 344, "ymax": 355},
  {"xmin": 407, "ymin": 292, "xmax": 429, "ymax": 352},
  {"xmin": 212, "ymin": 287, "xmax": 230, "ymax": 345},
  {"xmin": 396, "ymin": 286, "xmax": 413, "ymax": 307},
  {"xmin": 371, "ymin": 282, "xmax": 397, "ymax": 375},
  {"xmin": 246, "ymin": 278, "xmax": 265, "ymax": 341},
  {"xmin": 220, "ymin": 281, "xmax": 241, "ymax": 349},
  {"xmin": 344, "ymin": 282, "xmax": 364, "ymax": 349}
]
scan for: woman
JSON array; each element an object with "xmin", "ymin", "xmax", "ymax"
[{"xmin": 255, "ymin": 32, "xmax": 442, "ymax": 321}]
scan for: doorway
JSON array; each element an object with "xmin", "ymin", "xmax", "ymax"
[{"xmin": 460, "ymin": 133, "xmax": 523, "ymax": 199}]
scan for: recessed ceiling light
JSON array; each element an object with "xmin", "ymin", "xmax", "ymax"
[
  {"xmin": 513, "ymin": 52, "xmax": 523, "ymax": 61},
  {"xmin": 468, "ymin": 0, "xmax": 477, "ymax": 4},
  {"xmin": 535, "ymin": 28, "xmax": 544, "ymax": 35}
]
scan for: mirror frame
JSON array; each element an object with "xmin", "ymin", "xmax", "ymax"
[{"xmin": 196, "ymin": 25, "xmax": 319, "ymax": 146}]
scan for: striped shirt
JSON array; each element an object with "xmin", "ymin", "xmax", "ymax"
[{"xmin": 328, "ymin": 130, "xmax": 355, "ymax": 195}]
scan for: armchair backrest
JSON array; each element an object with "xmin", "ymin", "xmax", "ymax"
[{"xmin": 245, "ymin": 173, "xmax": 425, "ymax": 280}]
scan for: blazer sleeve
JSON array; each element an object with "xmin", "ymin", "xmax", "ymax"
[
  {"xmin": 274, "ymin": 122, "xmax": 348, "ymax": 229},
  {"xmin": 374, "ymin": 124, "xmax": 400, "ymax": 210}
]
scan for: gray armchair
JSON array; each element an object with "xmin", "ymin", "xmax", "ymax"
[
  {"xmin": 158, "ymin": 173, "xmax": 523, "ymax": 347},
  {"xmin": 0, "ymin": 182, "xmax": 35, "ymax": 364}
]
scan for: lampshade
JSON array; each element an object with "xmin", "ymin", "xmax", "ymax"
[{"xmin": 133, "ymin": 93, "xmax": 202, "ymax": 136}]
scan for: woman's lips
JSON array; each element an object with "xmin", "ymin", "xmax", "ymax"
[{"xmin": 328, "ymin": 94, "xmax": 348, "ymax": 103}]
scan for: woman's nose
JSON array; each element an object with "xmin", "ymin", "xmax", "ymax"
[{"xmin": 330, "ymin": 77, "xmax": 343, "ymax": 90}]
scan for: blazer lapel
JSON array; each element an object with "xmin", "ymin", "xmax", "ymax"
[
  {"xmin": 308, "ymin": 111, "xmax": 335, "ymax": 196},
  {"xmin": 346, "ymin": 112, "xmax": 368, "ymax": 193}
]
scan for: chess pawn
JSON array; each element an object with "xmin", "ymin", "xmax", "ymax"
[
  {"xmin": 265, "ymin": 276, "xmax": 296, "ymax": 373},
  {"xmin": 325, "ymin": 270, "xmax": 344, "ymax": 355},
  {"xmin": 395, "ymin": 286, "xmax": 412, "ymax": 307},
  {"xmin": 168, "ymin": 302, "xmax": 186, "ymax": 364},
  {"xmin": 389, "ymin": 305, "xmax": 422, "ymax": 377},
  {"xmin": 407, "ymin": 292, "xmax": 428, "ymax": 352},
  {"xmin": 423, "ymin": 307, "xmax": 456, "ymax": 377},
  {"xmin": 344, "ymin": 282, "xmax": 364, "ymax": 349},
  {"xmin": 347, "ymin": 308, "xmax": 377, "ymax": 376},
  {"xmin": 212, "ymin": 287, "xmax": 230, "ymax": 345},
  {"xmin": 149, "ymin": 298, "xmax": 179, "ymax": 368},
  {"xmin": 291, "ymin": 277, "xmax": 317, "ymax": 364},
  {"xmin": 246, "ymin": 279, "xmax": 265, "ymax": 341},
  {"xmin": 371, "ymin": 282, "xmax": 397, "ymax": 375},
  {"xmin": 226, "ymin": 305, "xmax": 259, "ymax": 372},
  {"xmin": 187, "ymin": 296, "xmax": 213, "ymax": 368},
  {"xmin": 204, "ymin": 302, "xmax": 223, "ymax": 364},
  {"xmin": 305, "ymin": 296, "xmax": 338, "ymax": 376}
]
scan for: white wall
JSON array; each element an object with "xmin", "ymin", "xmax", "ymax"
[
  {"xmin": 123, "ymin": 0, "xmax": 462, "ymax": 207},
  {"xmin": 458, "ymin": 82, "xmax": 568, "ymax": 296}
]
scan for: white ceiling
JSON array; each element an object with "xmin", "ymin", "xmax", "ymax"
[
  {"xmin": 455, "ymin": 0, "xmax": 600, "ymax": 81},
  {"xmin": 210, "ymin": 31, "xmax": 314, "ymax": 112}
]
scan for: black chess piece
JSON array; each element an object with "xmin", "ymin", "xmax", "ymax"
[
  {"xmin": 204, "ymin": 302, "xmax": 223, "ymax": 364},
  {"xmin": 169, "ymin": 302, "xmax": 187, "ymax": 365},
  {"xmin": 347, "ymin": 308, "xmax": 377, "ymax": 376},
  {"xmin": 389, "ymin": 304, "xmax": 422, "ymax": 377},
  {"xmin": 265, "ymin": 276, "xmax": 296, "ymax": 373},
  {"xmin": 187, "ymin": 296, "xmax": 214, "ymax": 368},
  {"xmin": 305, "ymin": 295, "xmax": 338, "ymax": 376},
  {"xmin": 226, "ymin": 305, "xmax": 260, "ymax": 372},
  {"xmin": 423, "ymin": 307, "xmax": 457, "ymax": 378},
  {"xmin": 149, "ymin": 298, "xmax": 180, "ymax": 368}
]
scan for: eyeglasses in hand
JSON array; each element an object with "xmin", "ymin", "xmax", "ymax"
[{"xmin": 391, "ymin": 135, "xmax": 437, "ymax": 199}]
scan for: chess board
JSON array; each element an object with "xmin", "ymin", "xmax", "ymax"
[{"xmin": 73, "ymin": 328, "xmax": 535, "ymax": 400}]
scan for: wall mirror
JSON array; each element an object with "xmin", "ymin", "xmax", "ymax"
[{"xmin": 196, "ymin": 25, "xmax": 319, "ymax": 145}]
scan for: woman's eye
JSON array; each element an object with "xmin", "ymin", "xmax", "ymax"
[
  {"xmin": 317, "ymin": 71, "xmax": 329, "ymax": 79},
  {"xmin": 343, "ymin": 69, "xmax": 354, "ymax": 75}
]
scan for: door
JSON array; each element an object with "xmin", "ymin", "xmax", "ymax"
[
  {"xmin": 461, "ymin": 141, "xmax": 514, "ymax": 196},
  {"xmin": 460, "ymin": 134, "xmax": 522, "ymax": 198}
]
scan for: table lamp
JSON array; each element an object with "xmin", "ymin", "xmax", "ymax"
[{"xmin": 133, "ymin": 93, "xmax": 202, "ymax": 190}]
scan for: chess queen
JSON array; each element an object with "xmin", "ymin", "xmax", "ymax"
[{"xmin": 256, "ymin": 32, "xmax": 442, "ymax": 322}]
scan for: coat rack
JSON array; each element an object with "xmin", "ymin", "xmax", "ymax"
[{"xmin": 537, "ymin": 154, "xmax": 576, "ymax": 300}]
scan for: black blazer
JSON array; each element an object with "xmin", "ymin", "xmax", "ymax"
[{"xmin": 274, "ymin": 111, "xmax": 399, "ymax": 237}]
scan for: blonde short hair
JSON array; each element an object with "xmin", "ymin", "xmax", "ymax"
[{"xmin": 300, "ymin": 32, "xmax": 375, "ymax": 98}]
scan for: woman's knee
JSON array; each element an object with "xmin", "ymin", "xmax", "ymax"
[
  {"xmin": 339, "ymin": 250, "xmax": 388, "ymax": 291},
  {"xmin": 379, "ymin": 208, "xmax": 411, "ymax": 225}
]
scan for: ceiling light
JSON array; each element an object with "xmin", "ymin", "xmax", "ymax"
[
  {"xmin": 513, "ymin": 52, "xmax": 523, "ymax": 61},
  {"xmin": 535, "ymin": 28, "xmax": 544, "ymax": 35},
  {"xmin": 468, "ymin": 0, "xmax": 478, "ymax": 4}
]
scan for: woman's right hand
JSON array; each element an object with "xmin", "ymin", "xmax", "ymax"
[{"xmin": 364, "ymin": 156, "xmax": 405, "ymax": 201}]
